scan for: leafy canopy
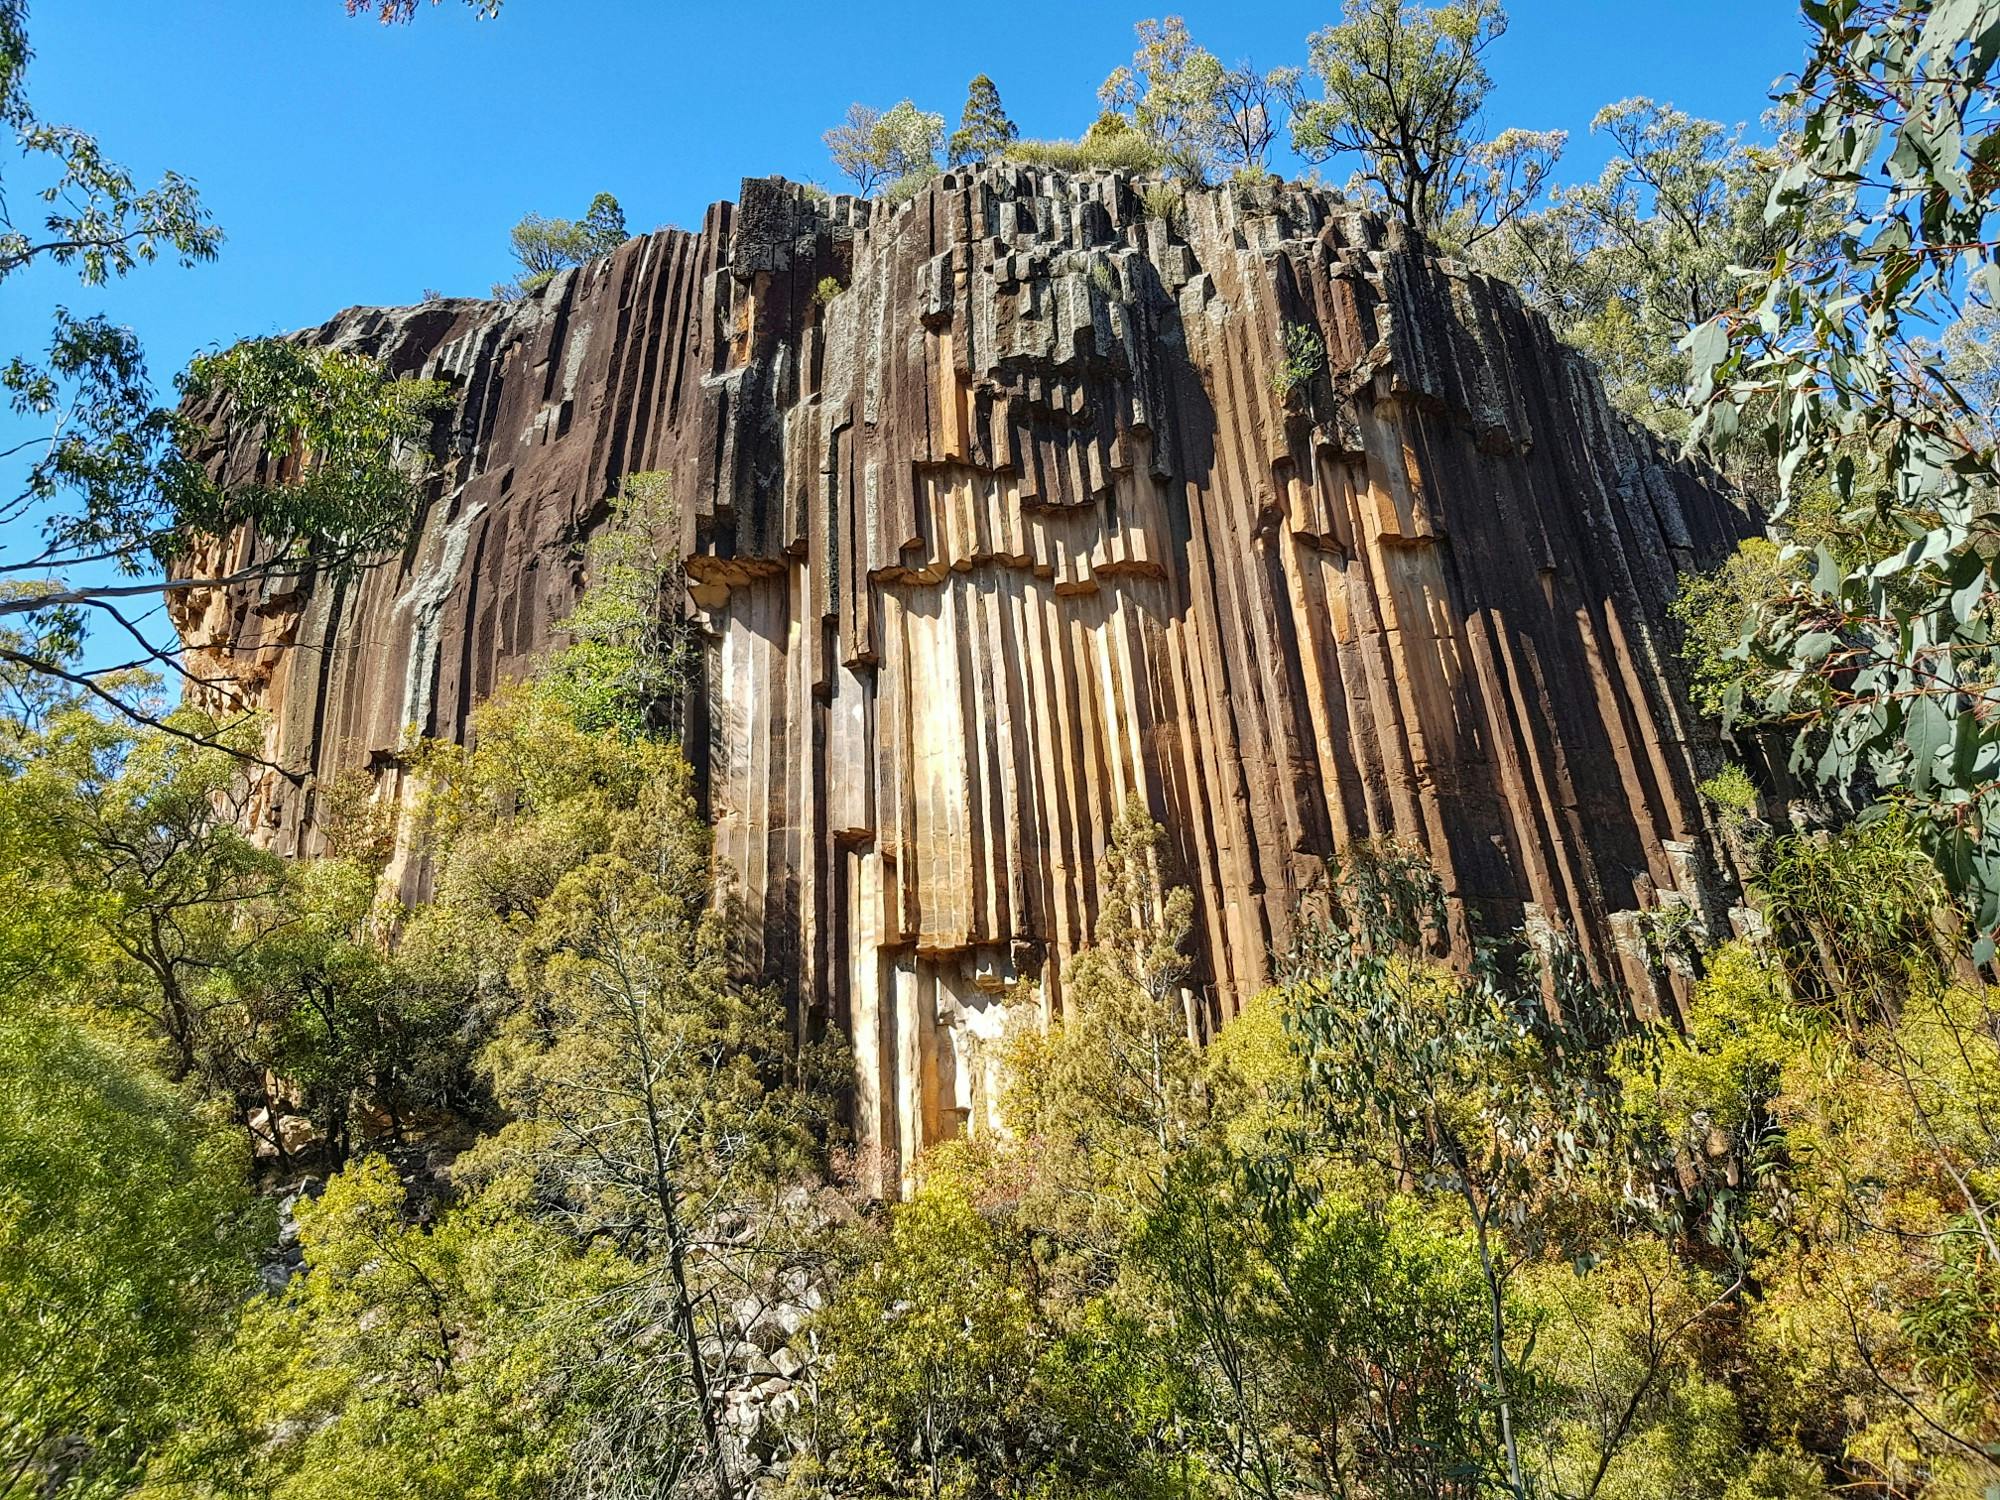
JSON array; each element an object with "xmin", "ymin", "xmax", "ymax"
[
  {"xmin": 823, "ymin": 100, "xmax": 946, "ymax": 198},
  {"xmin": 1291, "ymin": 0, "xmax": 1564, "ymax": 249},
  {"xmin": 494, "ymin": 192, "xmax": 626, "ymax": 300},
  {"xmin": 1682, "ymin": 0, "xmax": 2000, "ymax": 953}
]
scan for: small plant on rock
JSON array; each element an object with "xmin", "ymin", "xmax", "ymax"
[
  {"xmin": 1271, "ymin": 320, "xmax": 1325, "ymax": 405},
  {"xmin": 1698, "ymin": 764, "xmax": 1758, "ymax": 819},
  {"xmin": 1137, "ymin": 180, "xmax": 1184, "ymax": 227}
]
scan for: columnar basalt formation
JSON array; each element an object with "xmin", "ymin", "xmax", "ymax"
[{"xmin": 174, "ymin": 166, "xmax": 1755, "ymax": 1191}]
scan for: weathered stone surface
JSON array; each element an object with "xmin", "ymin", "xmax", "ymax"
[{"xmin": 173, "ymin": 165, "xmax": 1755, "ymax": 1193}]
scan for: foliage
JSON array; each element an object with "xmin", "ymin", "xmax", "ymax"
[
  {"xmin": 1481, "ymin": 98, "xmax": 1813, "ymax": 450},
  {"xmin": 539, "ymin": 471, "xmax": 698, "ymax": 740},
  {"xmin": 494, "ymin": 192, "xmax": 625, "ymax": 300},
  {"xmin": 1290, "ymin": 0, "xmax": 1563, "ymax": 250},
  {"xmin": 0, "ymin": 3, "xmax": 447, "ymax": 744},
  {"xmin": 6, "ymin": 706, "xmax": 474, "ymax": 1163},
  {"xmin": 0, "ymin": 40, "xmax": 219, "ymax": 290},
  {"xmin": 1270, "ymin": 321, "xmax": 1326, "ymax": 404},
  {"xmin": 1670, "ymin": 539, "xmax": 1807, "ymax": 721},
  {"xmin": 7, "ymin": 708, "xmax": 285, "ymax": 1078},
  {"xmin": 947, "ymin": 74, "xmax": 1019, "ymax": 166},
  {"xmin": 781, "ymin": 1175, "xmax": 1039, "ymax": 1499},
  {"xmin": 880, "ymin": 164, "xmax": 940, "ymax": 209},
  {"xmin": 1279, "ymin": 842, "xmax": 1645, "ymax": 1497},
  {"xmin": 1754, "ymin": 813, "xmax": 1949, "ymax": 1005},
  {"xmin": 784, "ymin": 1160, "xmax": 1193, "ymax": 1500},
  {"xmin": 1003, "ymin": 115, "xmax": 1168, "ymax": 175},
  {"xmin": 460, "ymin": 716, "xmax": 835, "ymax": 1499},
  {"xmin": 1938, "ymin": 296, "xmax": 2000, "ymax": 449},
  {"xmin": 1617, "ymin": 817, "xmax": 2000, "ymax": 1495},
  {"xmin": 1698, "ymin": 763, "xmax": 1761, "ymax": 817},
  {"xmin": 144, "ymin": 1158, "xmax": 595, "ymax": 1500},
  {"xmin": 1, "ymin": 332, "xmax": 447, "ymax": 618},
  {"xmin": 1517, "ymin": 1243, "xmax": 1805, "ymax": 1500},
  {"xmin": 1683, "ymin": 0, "xmax": 2000, "ymax": 954},
  {"xmin": 169, "ymin": 339, "xmax": 452, "ymax": 569},
  {"xmin": 1100, "ymin": 17, "xmax": 1299, "ymax": 182},
  {"xmin": 94, "ymin": 650, "xmax": 831, "ymax": 1498},
  {"xmin": 1138, "ymin": 178, "xmax": 1186, "ymax": 225},
  {"xmin": 215, "ymin": 857, "xmax": 471, "ymax": 1157},
  {"xmin": 0, "ymin": 999, "xmax": 260, "ymax": 1500},
  {"xmin": 1003, "ymin": 796, "xmax": 1202, "ymax": 1251},
  {"xmin": 824, "ymin": 101, "xmax": 945, "ymax": 197},
  {"xmin": 346, "ymin": 0, "xmax": 503, "ymax": 18},
  {"xmin": 1141, "ymin": 1152, "xmax": 1501, "ymax": 1500}
]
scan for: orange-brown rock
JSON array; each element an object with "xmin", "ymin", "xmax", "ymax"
[{"xmin": 174, "ymin": 166, "xmax": 1755, "ymax": 1191}]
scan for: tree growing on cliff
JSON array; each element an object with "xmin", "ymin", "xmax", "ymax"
[
  {"xmin": 1098, "ymin": 18, "xmax": 1297, "ymax": 181},
  {"xmin": 1289, "ymin": 0, "xmax": 1563, "ymax": 250},
  {"xmin": 825, "ymin": 100, "xmax": 946, "ymax": 198},
  {"xmin": 947, "ymin": 75, "xmax": 1020, "ymax": 166},
  {"xmin": 540, "ymin": 471, "xmax": 700, "ymax": 740},
  {"xmin": 493, "ymin": 191, "xmax": 627, "ymax": 300},
  {"xmin": 823, "ymin": 103, "xmax": 887, "ymax": 195}
]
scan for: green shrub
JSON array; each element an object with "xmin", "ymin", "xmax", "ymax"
[
  {"xmin": 1230, "ymin": 163, "xmax": 1278, "ymax": 205},
  {"xmin": 814, "ymin": 275, "xmax": 842, "ymax": 305},
  {"xmin": 1137, "ymin": 179, "xmax": 1184, "ymax": 226},
  {"xmin": 540, "ymin": 471, "xmax": 696, "ymax": 739},
  {"xmin": 1003, "ymin": 131, "xmax": 1165, "ymax": 174},
  {"xmin": 1670, "ymin": 539, "xmax": 1807, "ymax": 722},
  {"xmin": 1699, "ymin": 764, "xmax": 1759, "ymax": 817},
  {"xmin": 1271, "ymin": 320, "xmax": 1326, "ymax": 404},
  {"xmin": 1756, "ymin": 815, "xmax": 1948, "ymax": 1002}
]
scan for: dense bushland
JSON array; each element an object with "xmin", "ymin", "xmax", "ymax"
[{"xmin": 5, "ymin": 485, "xmax": 1996, "ymax": 1498}]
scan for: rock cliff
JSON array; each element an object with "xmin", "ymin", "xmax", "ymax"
[{"xmin": 173, "ymin": 165, "xmax": 1755, "ymax": 1190}]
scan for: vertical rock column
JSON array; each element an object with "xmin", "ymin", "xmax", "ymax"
[{"xmin": 174, "ymin": 166, "xmax": 1755, "ymax": 1196}]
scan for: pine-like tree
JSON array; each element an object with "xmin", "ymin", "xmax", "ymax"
[{"xmin": 947, "ymin": 74, "xmax": 1019, "ymax": 166}]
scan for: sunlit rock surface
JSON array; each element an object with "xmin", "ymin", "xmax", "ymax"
[{"xmin": 174, "ymin": 165, "xmax": 1755, "ymax": 1192}]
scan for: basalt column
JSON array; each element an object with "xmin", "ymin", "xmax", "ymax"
[{"xmin": 174, "ymin": 165, "xmax": 1757, "ymax": 1193}]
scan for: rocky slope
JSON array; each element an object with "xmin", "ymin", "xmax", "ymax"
[{"xmin": 173, "ymin": 164, "xmax": 1756, "ymax": 1191}]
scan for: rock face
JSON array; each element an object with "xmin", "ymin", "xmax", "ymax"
[{"xmin": 174, "ymin": 166, "xmax": 1754, "ymax": 1192}]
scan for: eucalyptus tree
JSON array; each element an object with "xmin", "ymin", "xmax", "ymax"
[
  {"xmin": 2, "ymin": 0, "xmax": 451, "ymax": 747},
  {"xmin": 1100, "ymin": 17, "xmax": 1299, "ymax": 182},
  {"xmin": 1289, "ymin": 0, "xmax": 1563, "ymax": 250},
  {"xmin": 824, "ymin": 101, "xmax": 946, "ymax": 197},
  {"xmin": 1683, "ymin": 0, "xmax": 2000, "ymax": 953},
  {"xmin": 1276, "ymin": 843, "xmax": 1642, "ymax": 1499},
  {"xmin": 493, "ymin": 192, "xmax": 627, "ymax": 300},
  {"xmin": 1483, "ymin": 97, "xmax": 1809, "ymax": 445}
]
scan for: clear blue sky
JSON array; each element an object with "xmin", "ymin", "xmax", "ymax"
[{"xmin": 16, "ymin": 0, "xmax": 1812, "ymax": 389}]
